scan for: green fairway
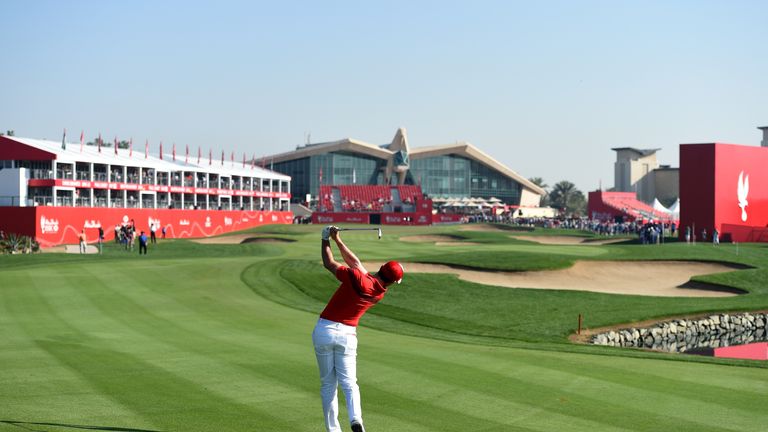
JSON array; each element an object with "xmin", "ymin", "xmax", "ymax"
[{"xmin": 1, "ymin": 224, "xmax": 767, "ymax": 431}]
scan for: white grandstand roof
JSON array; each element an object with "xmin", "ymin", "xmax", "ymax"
[{"xmin": 3, "ymin": 135, "xmax": 289, "ymax": 180}]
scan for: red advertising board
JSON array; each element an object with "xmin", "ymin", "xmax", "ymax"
[
  {"xmin": 312, "ymin": 198, "xmax": 434, "ymax": 226},
  {"xmin": 0, "ymin": 206, "xmax": 293, "ymax": 247},
  {"xmin": 313, "ymin": 213, "xmax": 371, "ymax": 224},
  {"xmin": 680, "ymin": 143, "xmax": 768, "ymax": 242},
  {"xmin": 432, "ymin": 213, "xmax": 465, "ymax": 224}
]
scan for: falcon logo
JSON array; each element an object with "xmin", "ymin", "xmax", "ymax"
[
  {"xmin": 738, "ymin": 171, "xmax": 749, "ymax": 222},
  {"xmin": 40, "ymin": 216, "xmax": 59, "ymax": 234}
]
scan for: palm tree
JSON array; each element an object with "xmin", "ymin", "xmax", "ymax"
[
  {"xmin": 528, "ymin": 177, "xmax": 548, "ymax": 190},
  {"xmin": 549, "ymin": 180, "xmax": 586, "ymax": 216}
]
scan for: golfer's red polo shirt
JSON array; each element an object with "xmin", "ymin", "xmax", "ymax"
[{"xmin": 320, "ymin": 266, "xmax": 388, "ymax": 326}]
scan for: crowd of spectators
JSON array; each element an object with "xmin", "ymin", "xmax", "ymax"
[{"xmin": 495, "ymin": 216, "xmax": 683, "ymax": 244}]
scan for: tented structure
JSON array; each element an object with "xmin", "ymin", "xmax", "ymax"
[
  {"xmin": 667, "ymin": 198, "xmax": 680, "ymax": 219},
  {"xmin": 652, "ymin": 198, "xmax": 671, "ymax": 214}
]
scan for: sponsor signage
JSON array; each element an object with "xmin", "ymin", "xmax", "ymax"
[
  {"xmin": 312, "ymin": 198, "xmax": 434, "ymax": 226},
  {"xmin": 0, "ymin": 207, "xmax": 293, "ymax": 247},
  {"xmin": 313, "ymin": 213, "xmax": 370, "ymax": 224},
  {"xmin": 432, "ymin": 214, "xmax": 464, "ymax": 224},
  {"xmin": 681, "ymin": 143, "xmax": 768, "ymax": 242}
]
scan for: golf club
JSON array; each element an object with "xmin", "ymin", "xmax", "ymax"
[{"xmin": 336, "ymin": 227, "xmax": 382, "ymax": 239}]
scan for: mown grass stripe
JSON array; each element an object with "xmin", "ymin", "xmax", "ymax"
[
  {"xmin": 8, "ymin": 262, "xmax": 318, "ymax": 431},
  {"xmin": 364, "ymin": 345, "xmax": 742, "ymax": 432},
  {"xmin": 1, "ymin": 268, "xmax": 158, "ymax": 429}
]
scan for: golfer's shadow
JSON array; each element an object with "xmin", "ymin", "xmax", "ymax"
[{"xmin": 0, "ymin": 420, "xmax": 163, "ymax": 432}]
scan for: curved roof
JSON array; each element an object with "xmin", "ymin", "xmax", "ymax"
[
  {"xmin": 268, "ymin": 138, "xmax": 392, "ymax": 162},
  {"xmin": 409, "ymin": 142, "xmax": 546, "ymax": 195},
  {"xmin": 264, "ymin": 128, "xmax": 545, "ymax": 196}
]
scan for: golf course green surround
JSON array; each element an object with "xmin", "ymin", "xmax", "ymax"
[{"xmin": 1, "ymin": 224, "xmax": 767, "ymax": 431}]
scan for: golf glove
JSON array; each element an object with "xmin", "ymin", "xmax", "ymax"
[{"xmin": 322, "ymin": 226, "xmax": 332, "ymax": 241}]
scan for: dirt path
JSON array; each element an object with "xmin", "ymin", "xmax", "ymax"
[{"xmin": 363, "ymin": 260, "xmax": 741, "ymax": 297}]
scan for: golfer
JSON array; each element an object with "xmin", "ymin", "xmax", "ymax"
[{"xmin": 313, "ymin": 225, "xmax": 404, "ymax": 432}]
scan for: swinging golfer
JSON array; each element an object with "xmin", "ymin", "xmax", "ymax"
[{"xmin": 313, "ymin": 226, "xmax": 404, "ymax": 432}]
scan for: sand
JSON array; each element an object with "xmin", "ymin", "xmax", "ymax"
[
  {"xmin": 362, "ymin": 260, "xmax": 742, "ymax": 297},
  {"xmin": 44, "ymin": 244, "xmax": 100, "ymax": 254}
]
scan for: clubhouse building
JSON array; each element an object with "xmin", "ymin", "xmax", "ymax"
[{"xmin": 266, "ymin": 128, "xmax": 545, "ymax": 208}]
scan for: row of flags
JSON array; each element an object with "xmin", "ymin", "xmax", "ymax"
[{"xmin": 60, "ymin": 128, "xmax": 270, "ymax": 170}]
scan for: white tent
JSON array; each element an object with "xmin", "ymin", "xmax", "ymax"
[
  {"xmin": 668, "ymin": 198, "xmax": 680, "ymax": 218},
  {"xmin": 652, "ymin": 198, "xmax": 671, "ymax": 214}
]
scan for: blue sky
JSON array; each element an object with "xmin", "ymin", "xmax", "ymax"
[{"xmin": 1, "ymin": 1, "xmax": 766, "ymax": 193}]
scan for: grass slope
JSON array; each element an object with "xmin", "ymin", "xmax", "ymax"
[{"xmin": 0, "ymin": 224, "xmax": 767, "ymax": 431}]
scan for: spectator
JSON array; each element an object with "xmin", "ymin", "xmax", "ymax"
[
  {"xmin": 150, "ymin": 223, "xmax": 157, "ymax": 244},
  {"xmin": 78, "ymin": 229, "xmax": 87, "ymax": 254},
  {"xmin": 138, "ymin": 231, "xmax": 148, "ymax": 255},
  {"xmin": 97, "ymin": 226, "xmax": 104, "ymax": 254}
]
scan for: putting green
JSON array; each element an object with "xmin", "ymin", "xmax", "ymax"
[{"xmin": 1, "ymin": 224, "xmax": 767, "ymax": 431}]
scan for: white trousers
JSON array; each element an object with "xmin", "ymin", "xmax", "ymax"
[{"xmin": 312, "ymin": 318, "xmax": 363, "ymax": 432}]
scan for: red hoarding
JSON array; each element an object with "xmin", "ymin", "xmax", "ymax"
[
  {"xmin": 680, "ymin": 143, "xmax": 768, "ymax": 242},
  {"xmin": 313, "ymin": 213, "xmax": 371, "ymax": 224},
  {"xmin": 0, "ymin": 207, "xmax": 293, "ymax": 247}
]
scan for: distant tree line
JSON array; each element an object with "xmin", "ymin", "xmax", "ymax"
[{"xmin": 529, "ymin": 177, "xmax": 586, "ymax": 217}]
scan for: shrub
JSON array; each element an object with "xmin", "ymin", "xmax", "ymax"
[{"xmin": 0, "ymin": 232, "xmax": 40, "ymax": 254}]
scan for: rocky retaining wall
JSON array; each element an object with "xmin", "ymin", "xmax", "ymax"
[{"xmin": 590, "ymin": 312, "xmax": 768, "ymax": 353}]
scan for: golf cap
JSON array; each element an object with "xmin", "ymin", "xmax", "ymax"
[{"xmin": 379, "ymin": 261, "xmax": 405, "ymax": 284}]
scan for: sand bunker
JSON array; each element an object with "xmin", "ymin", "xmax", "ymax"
[
  {"xmin": 363, "ymin": 260, "xmax": 742, "ymax": 297},
  {"xmin": 192, "ymin": 235, "xmax": 295, "ymax": 244},
  {"xmin": 58, "ymin": 245, "xmax": 99, "ymax": 254},
  {"xmin": 510, "ymin": 235, "xmax": 627, "ymax": 245}
]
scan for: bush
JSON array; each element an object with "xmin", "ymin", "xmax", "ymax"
[{"xmin": 0, "ymin": 232, "xmax": 40, "ymax": 254}]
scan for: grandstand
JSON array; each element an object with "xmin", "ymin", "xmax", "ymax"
[
  {"xmin": 319, "ymin": 185, "xmax": 422, "ymax": 213},
  {"xmin": 588, "ymin": 191, "xmax": 676, "ymax": 222},
  {"xmin": 314, "ymin": 184, "xmax": 435, "ymax": 225}
]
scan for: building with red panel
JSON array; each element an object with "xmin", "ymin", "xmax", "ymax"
[
  {"xmin": 0, "ymin": 134, "xmax": 293, "ymax": 246},
  {"xmin": 679, "ymin": 140, "xmax": 768, "ymax": 242}
]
